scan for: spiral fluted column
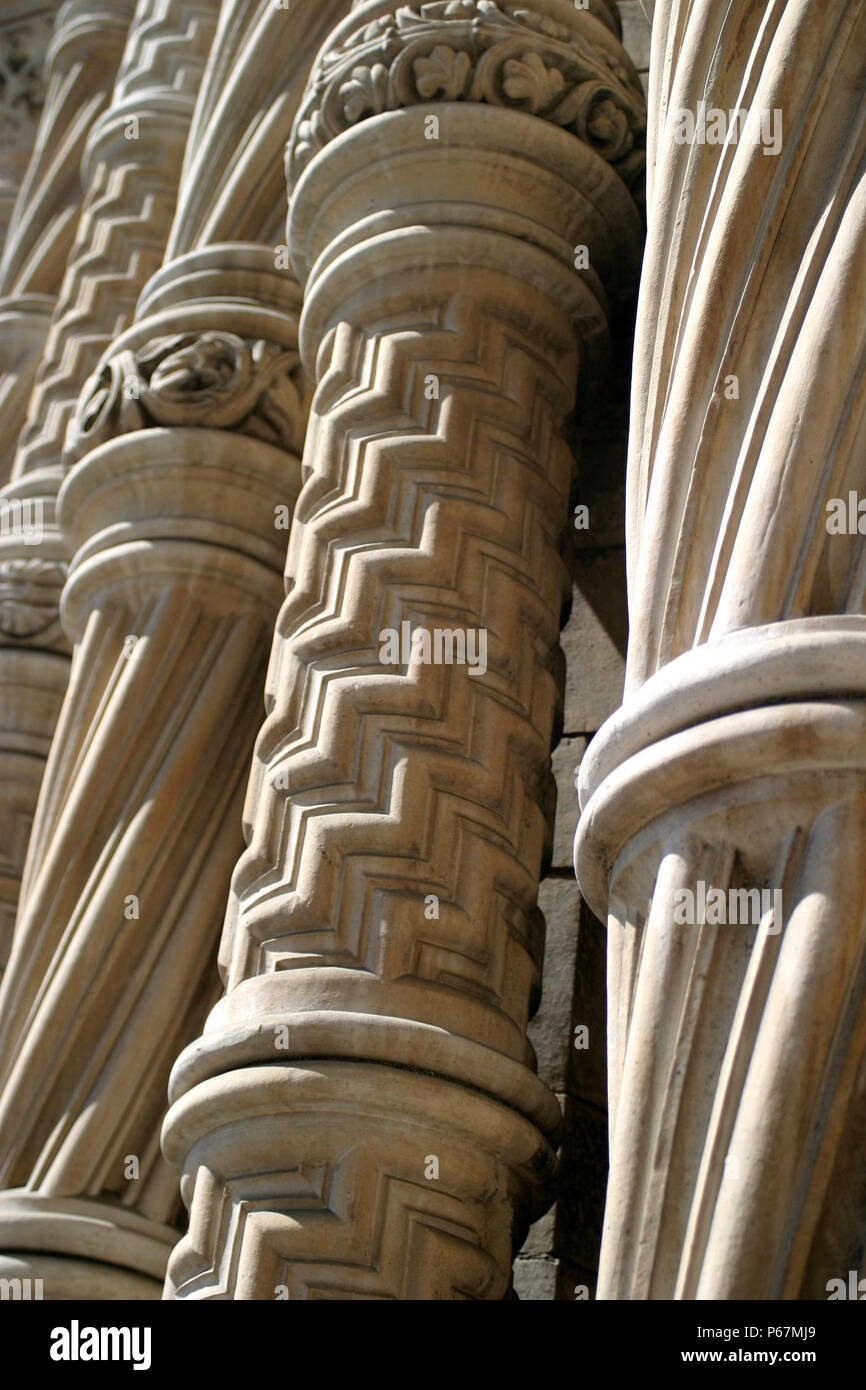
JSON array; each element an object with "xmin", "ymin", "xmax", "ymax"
[
  {"xmin": 576, "ymin": 0, "xmax": 866, "ymax": 1300},
  {"xmin": 0, "ymin": 0, "xmax": 217, "ymax": 978},
  {"xmin": 0, "ymin": 244, "xmax": 309, "ymax": 1299}
]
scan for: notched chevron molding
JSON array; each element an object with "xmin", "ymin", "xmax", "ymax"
[
  {"xmin": 163, "ymin": 51, "xmax": 644, "ymax": 1294},
  {"xmin": 163, "ymin": 1062, "xmax": 555, "ymax": 1299}
]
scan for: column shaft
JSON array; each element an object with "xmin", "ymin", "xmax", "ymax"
[
  {"xmin": 165, "ymin": 0, "xmax": 645, "ymax": 1299},
  {"xmin": 576, "ymin": 0, "xmax": 866, "ymax": 1300}
]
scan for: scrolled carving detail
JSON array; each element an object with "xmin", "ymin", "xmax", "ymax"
[
  {"xmin": 0, "ymin": 558, "xmax": 67, "ymax": 640},
  {"xmin": 288, "ymin": 0, "xmax": 646, "ymax": 184},
  {"xmin": 65, "ymin": 332, "xmax": 307, "ymax": 464}
]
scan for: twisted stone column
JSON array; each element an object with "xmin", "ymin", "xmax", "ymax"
[
  {"xmin": 575, "ymin": 0, "xmax": 866, "ymax": 1299},
  {"xmin": 0, "ymin": 0, "xmax": 215, "ymax": 972},
  {"xmin": 163, "ymin": 0, "xmax": 645, "ymax": 1300},
  {"xmin": 0, "ymin": 245, "xmax": 309, "ymax": 1298},
  {"xmin": 164, "ymin": 0, "xmax": 353, "ymax": 253},
  {"xmin": 0, "ymin": 2, "xmax": 136, "ymax": 973}
]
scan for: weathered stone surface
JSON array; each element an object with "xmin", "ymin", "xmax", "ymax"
[
  {"xmin": 531, "ymin": 876, "xmax": 607, "ymax": 1106},
  {"xmin": 617, "ymin": 1, "xmax": 652, "ymax": 71},
  {"xmin": 551, "ymin": 738, "xmax": 587, "ymax": 868},
  {"xmin": 576, "ymin": 0, "xmax": 866, "ymax": 1302},
  {"xmin": 161, "ymin": 0, "xmax": 644, "ymax": 1301},
  {"xmin": 0, "ymin": 0, "xmax": 860, "ymax": 1310},
  {"xmin": 563, "ymin": 550, "xmax": 627, "ymax": 734},
  {"xmin": 512, "ymin": 1255, "xmax": 559, "ymax": 1300}
]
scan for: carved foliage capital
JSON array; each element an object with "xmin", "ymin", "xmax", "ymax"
[
  {"xmin": 288, "ymin": 0, "xmax": 646, "ymax": 188},
  {"xmin": 65, "ymin": 331, "xmax": 307, "ymax": 465}
]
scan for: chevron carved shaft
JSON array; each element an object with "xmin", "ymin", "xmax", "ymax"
[
  {"xmin": 163, "ymin": 0, "xmax": 645, "ymax": 1300},
  {"xmin": 0, "ymin": 0, "xmax": 137, "ymax": 486},
  {"xmin": 15, "ymin": 0, "xmax": 220, "ymax": 480},
  {"xmin": 0, "ymin": 247, "xmax": 309, "ymax": 1299},
  {"xmin": 575, "ymin": 0, "xmax": 866, "ymax": 1300}
]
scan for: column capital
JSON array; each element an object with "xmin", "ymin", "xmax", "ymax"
[
  {"xmin": 58, "ymin": 243, "xmax": 309, "ymax": 632},
  {"xmin": 287, "ymin": 0, "xmax": 645, "ymax": 192}
]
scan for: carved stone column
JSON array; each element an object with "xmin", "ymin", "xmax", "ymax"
[
  {"xmin": 0, "ymin": 245, "xmax": 309, "ymax": 1298},
  {"xmin": 575, "ymin": 0, "xmax": 866, "ymax": 1299},
  {"xmin": 163, "ymin": 0, "xmax": 353, "ymax": 253},
  {"xmin": 0, "ymin": 0, "xmax": 137, "ymax": 484},
  {"xmin": 163, "ymin": 0, "xmax": 645, "ymax": 1299},
  {"xmin": 0, "ymin": 0, "xmax": 214, "ymax": 970}
]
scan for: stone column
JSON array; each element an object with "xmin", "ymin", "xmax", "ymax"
[
  {"xmin": 0, "ymin": 0, "xmax": 137, "ymax": 485},
  {"xmin": 0, "ymin": 245, "xmax": 309, "ymax": 1298},
  {"xmin": 0, "ymin": 0, "xmax": 60, "ymax": 472},
  {"xmin": 162, "ymin": 0, "xmax": 353, "ymax": 254},
  {"xmin": 0, "ymin": 0, "xmax": 347, "ymax": 1300},
  {"xmin": 575, "ymin": 0, "xmax": 866, "ymax": 1299},
  {"xmin": 163, "ymin": 0, "xmax": 645, "ymax": 1300},
  {"xmin": 0, "ymin": 2, "xmax": 135, "ymax": 974},
  {"xmin": 0, "ymin": 0, "xmax": 215, "ymax": 971}
]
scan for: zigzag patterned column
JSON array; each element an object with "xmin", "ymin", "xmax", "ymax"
[
  {"xmin": 0, "ymin": 0, "xmax": 135, "ymax": 487},
  {"xmin": 0, "ymin": 0, "xmax": 216, "ymax": 972},
  {"xmin": 0, "ymin": 245, "xmax": 309, "ymax": 1298},
  {"xmin": 575, "ymin": 0, "xmax": 866, "ymax": 1299},
  {"xmin": 16, "ymin": 0, "xmax": 219, "ymax": 477},
  {"xmin": 0, "ymin": 0, "xmax": 58, "ymax": 485},
  {"xmin": 163, "ymin": 0, "xmax": 645, "ymax": 1300}
]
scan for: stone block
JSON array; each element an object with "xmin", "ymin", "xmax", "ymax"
[
  {"xmin": 562, "ymin": 550, "xmax": 627, "ymax": 734},
  {"xmin": 617, "ymin": 0, "xmax": 652, "ymax": 70}
]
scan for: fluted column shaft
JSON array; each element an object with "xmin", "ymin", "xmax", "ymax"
[
  {"xmin": 576, "ymin": 0, "xmax": 866, "ymax": 1300},
  {"xmin": 0, "ymin": 0, "xmax": 216, "ymax": 974},
  {"xmin": 0, "ymin": 245, "xmax": 309, "ymax": 1298},
  {"xmin": 164, "ymin": 0, "xmax": 644, "ymax": 1300},
  {"xmin": 0, "ymin": 0, "xmax": 136, "ymax": 975}
]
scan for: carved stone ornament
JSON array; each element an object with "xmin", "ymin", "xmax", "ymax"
[
  {"xmin": 66, "ymin": 331, "xmax": 306, "ymax": 464},
  {"xmin": 288, "ymin": 0, "xmax": 646, "ymax": 186},
  {"xmin": 0, "ymin": 557, "xmax": 67, "ymax": 640}
]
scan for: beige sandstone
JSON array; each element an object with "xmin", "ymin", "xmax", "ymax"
[
  {"xmin": 575, "ymin": 0, "xmax": 866, "ymax": 1300},
  {"xmin": 0, "ymin": 0, "xmax": 861, "ymax": 1305}
]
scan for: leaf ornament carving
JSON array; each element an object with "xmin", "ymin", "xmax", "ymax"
[
  {"xmin": 288, "ymin": 1, "xmax": 645, "ymax": 183},
  {"xmin": 66, "ymin": 334, "xmax": 306, "ymax": 464},
  {"xmin": 0, "ymin": 558, "xmax": 67, "ymax": 640}
]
